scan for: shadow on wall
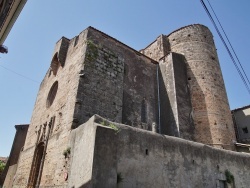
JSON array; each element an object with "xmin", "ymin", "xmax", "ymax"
[
  {"xmin": 73, "ymin": 180, "xmax": 92, "ymax": 188},
  {"xmin": 187, "ymin": 69, "xmax": 213, "ymax": 145},
  {"xmin": 158, "ymin": 68, "xmax": 178, "ymax": 136}
]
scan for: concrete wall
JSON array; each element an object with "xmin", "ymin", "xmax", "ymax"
[
  {"xmin": 69, "ymin": 116, "xmax": 97, "ymax": 188},
  {"xmin": 115, "ymin": 122, "xmax": 248, "ymax": 188},
  {"xmin": 232, "ymin": 106, "xmax": 250, "ymax": 143},
  {"xmin": 69, "ymin": 116, "xmax": 250, "ymax": 188},
  {"xmin": 69, "ymin": 116, "xmax": 117, "ymax": 188}
]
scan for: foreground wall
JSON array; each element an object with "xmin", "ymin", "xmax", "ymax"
[{"xmin": 70, "ymin": 116, "xmax": 250, "ymax": 188}]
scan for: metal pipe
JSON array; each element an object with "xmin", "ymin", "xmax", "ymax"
[{"xmin": 157, "ymin": 64, "xmax": 161, "ymax": 134}]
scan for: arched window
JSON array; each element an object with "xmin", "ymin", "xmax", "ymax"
[
  {"xmin": 28, "ymin": 142, "xmax": 45, "ymax": 187},
  {"xmin": 46, "ymin": 81, "xmax": 58, "ymax": 108},
  {"xmin": 50, "ymin": 53, "xmax": 60, "ymax": 76}
]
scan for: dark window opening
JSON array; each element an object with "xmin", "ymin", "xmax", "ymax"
[
  {"xmin": 49, "ymin": 116, "xmax": 56, "ymax": 136},
  {"xmin": 188, "ymin": 77, "xmax": 191, "ymax": 80},
  {"xmin": 50, "ymin": 53, "xmax": 60, "ymax": 76},
  {"xmin": 145, "ymin": 149, "xmax": 148, "ymax": 155},
  {"xmin": 28, "ymin": 142, "xmax": 45, "ymax": 187},
  {"xmin": 141, "ymin": 99, "xmax": 147, "ymax": 123},
  {"xmin": 74, "ymin": 35, "xmax": 79, "ymax": 46},
  {"xmin": 242, "ymin": 127, "xmax": 248, "ymax": 134},
  {"xmin": 47, "ymin": 81, "xmax": 58, "ymax": 108}
]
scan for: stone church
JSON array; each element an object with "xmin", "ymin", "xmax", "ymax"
[{"xmin": 2, "ymin": 24, "xmax": 250, "ymax": 188}]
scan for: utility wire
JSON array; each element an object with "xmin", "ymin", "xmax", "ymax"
[
  {"xmin": 0, "ymin": 64, "xmax": 39, "ymax": 84},
  {"xmin": 200, "ymin": 0, "xmax": 250, "ymax": 95},
  {"xmin": 206, "ymin": 0, "xmax": 250, "ymax": 86}
]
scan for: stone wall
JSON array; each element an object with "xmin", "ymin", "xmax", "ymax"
[
  {"xmin": 142, "ymin": 24, "xmax": 235, "ymax": 149},
  {"xmin": 1, "ymin": 124, "xmax": 29, "ymax": 187},
  {"xmin": 11, "ymin": 29, "xmax": 89, "ymax": 187},
  {"xmin": 140, "ymin": 35, "xmax": 169, "ymax": 61},
  {"xmin": 167, "ymin": 24, "xmax": 236, "ymax": 150},
  {"xmin": 69, "ymin": 116, "xmax": 250, "ymax": 188},
  {"xmin": 10, "ymin": 26, "xmax": 159, "ymax": 187},
  {"xmin": 73, "ymin": 27, "xmax": 159, "ymax": 131},
  {"xmin": 72, "ymin": 37, "xmax": 125, "ymax": 126},
  {"xmin": 159, "ymin": 53, "xmax": 194, "ymax": 140},
  {"xmin": 6, "ymin": 24, "xmax": 241, "ymax": 187}
]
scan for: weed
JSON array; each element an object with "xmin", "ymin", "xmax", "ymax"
[
  {"xmin": 225, "ymin": 169, "xmax": 234, "ymax": 184},
  {"xmin": 63, "ymin": 147, "xmax": 71, "ymax": 158}
]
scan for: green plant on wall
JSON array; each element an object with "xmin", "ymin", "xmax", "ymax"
[
  {"xmin": 100, "ymin": 120, "xmax": 106, "ymax": 126},
  {"xmin": 225, "ymin": 169, "xmax": 234, "ymax": 184},
  {"xmin": 100, "ymin": 121, "xmax": 120, "ymax": 134},
  {"xmin": 108, "ymin": 123, "xmax": 120, "ymax": 133},
  {"xmin": 0, "ymin": 161, "xmax": 6, "ymax": 174},
  {"xmin": 63, "ymin": 147, "xmax": 71, "ymax": 158},
  {"xmin": 85, "ymin": 40, "xmax": 98, "ymax": 62}
]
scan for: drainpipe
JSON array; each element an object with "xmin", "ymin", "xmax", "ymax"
[{"xmin": 157, "ymin": 65, "xmax": 161, "ymax": 134}]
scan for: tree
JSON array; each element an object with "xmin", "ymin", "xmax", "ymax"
[{"xmin": 0, "ymin": 161, "xmax": 6, "ymax": 174}]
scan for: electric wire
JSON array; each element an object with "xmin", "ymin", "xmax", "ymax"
[
  {"xmin": 0, "ymin": 64, "xmax": 39, "ymax": 84},
  {"xmin": 206, "ymin": 0, "xmax": 250, "ymax": 86},
  {"xmin": 200, "ymin": 0, "xmax": 250, "ymax": 95}
]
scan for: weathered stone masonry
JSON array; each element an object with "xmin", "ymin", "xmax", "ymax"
[
  {"xmin": 3, "ymin": 24, "xmax": 241, "ymax": 188},
  {"xmin": 141, "ymin": 24, "xmax": 235, "ymax": 150}
]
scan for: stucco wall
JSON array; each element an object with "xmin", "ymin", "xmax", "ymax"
[
  {"xmin": 72, "ymin": 116, "xmax": 250, "ymax": 188},
  {"xmin": 232, "ymin": 106, "xmax": 250, "ymax": 143}
]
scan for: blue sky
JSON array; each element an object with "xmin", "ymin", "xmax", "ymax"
[{"xmin": 0, "ymin": 0, "xmax": 250, "ymax": 156}]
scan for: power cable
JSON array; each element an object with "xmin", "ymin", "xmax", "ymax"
[
  {"xmin": 206, "ymin": 0, "xmax": 250, "ymax": 86},
  {"xmin": 200, "ymin": 0, "xmax": 250, "ymax": 95},
  {"xmin": 0, "ymin": 64, "xmax": 39, "ymax": 84}
]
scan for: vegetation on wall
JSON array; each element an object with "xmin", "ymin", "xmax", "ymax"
[
  {"xmin": 63, "ymin": 147, "xmax": 71, "ymax": 158},
  {"xmin": 225, "ymin": 169, "xmax": 234, "ymax": 184},
  {"xmin": 85, "ymin": 40, "xmax": 98, "ymax": 62},
  {"xmin": 0, "ymin": 160, "xmax": 6, "ymax": 175},
  {"xmin": 100, "ymin": 121, "xmax": 120, "ymax": 134}
]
